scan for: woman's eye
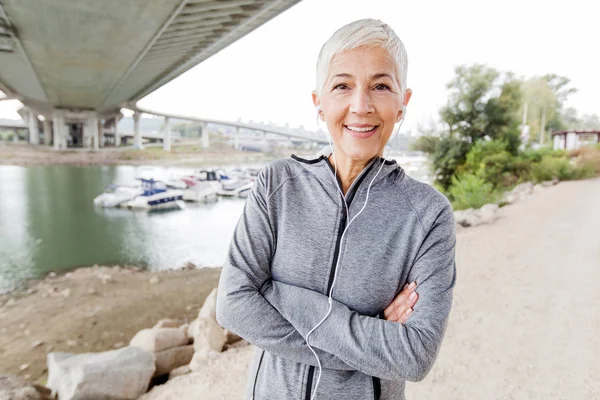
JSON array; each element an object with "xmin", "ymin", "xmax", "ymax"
[
  {"xmin": 333, "ymin": 83, "xmax": 349, "ymax": 90},
  {"xmin": 374, "ymin": 83, "xmax": 391, "ymax": 91}
]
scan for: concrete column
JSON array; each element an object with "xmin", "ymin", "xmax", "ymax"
[
  {"xmin": 12, "ymin": 128, "xmax": 18, "ymax": 142},
  {"xmin": 98, "ymin": 119, "xmax": 104, "ymax": 148},
  {"xmin": 201, "ymin": 122, "xmax": 209, "ymax": 149},
  {"xmin": 43, "ymin": 120, "xmax": 52, "ymax": 146},
  {"xmin": 163, "ymin": 116, "xmax": 171, "ymax": 151},
  {"xmin": 133, "ymin": 112, "xmax": 143, "ymax": 149},
  {"xmin": 27, "ymin": 110, "xmax": 39, "ymax": 145},
  {"xmin": 53, "ymin": 111, "xmax": 65, "ymax": 150},
  {"xmin": 87, "ymin": 113, "xmax": 99, "ymax": 150},
  {"xmin": 114, "ymin": 116, "xmax": 121, "ymax": 147}
]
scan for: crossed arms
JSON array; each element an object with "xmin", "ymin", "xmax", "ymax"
[{"xmin": 216, "ymin": 173, "xmax": 456, "ymax": 381}]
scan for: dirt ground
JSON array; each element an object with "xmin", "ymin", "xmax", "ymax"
[{"xmin": 0, "ymin": 265, "xmax": 221, "ymax": 383}]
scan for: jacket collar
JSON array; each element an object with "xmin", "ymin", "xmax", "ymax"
[{"xmin": 291, "ymin": 146, "xmax": 401, "ymax": 200}]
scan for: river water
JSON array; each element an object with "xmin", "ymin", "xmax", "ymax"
[{"xmin": 0, "ymin": 153, "xmax": 429, "ymax": 292}]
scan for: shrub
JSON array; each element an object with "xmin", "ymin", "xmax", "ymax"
[
  {"xmin": 448, "ymin": 173, "xmax": 497, "ymax": 210},
  {"xmin": 463, "ymin": 140, "xmax": 521, "ymax": 188},
  {"xmin": 530, "ymin": 156, "xmax": 574, "ymax": 182}
]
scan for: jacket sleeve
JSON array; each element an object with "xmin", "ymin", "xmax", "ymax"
[
  {"xmin": 263, "ymin": 203, "xmax": 457, "ymax": 382},
  {"xmin": 216, "ymin": 170, "xmax": 353, "ymax": 371}
]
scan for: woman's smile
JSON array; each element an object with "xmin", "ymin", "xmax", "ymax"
[{"xmin": 344, "ymin": 124, "xmax": 380, "ymax": 139}]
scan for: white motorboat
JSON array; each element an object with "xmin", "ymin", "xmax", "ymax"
[
  {"xmin": 182, "ymin": 170, "xmax": 221, "ymax": 202},
  {"xmin": 124, "ymin": 179, "xmax": 185, "ymax": 210},
  {"xmin": 93, "ymin": 185, "xmax": 143, "ymax": 208},
  {"xmin": 218, "ymin": 178, "xmax": 254, "ymax": 198}
]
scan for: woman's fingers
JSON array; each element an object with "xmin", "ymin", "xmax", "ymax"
[{"xmin": 383, "ymin": 281, "xmax": 418, "ymax": 322}]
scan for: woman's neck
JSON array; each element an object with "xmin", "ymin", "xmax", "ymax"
[{"xmin": 328, "ymin": 154, "xmax": 371, "ymax": 195}]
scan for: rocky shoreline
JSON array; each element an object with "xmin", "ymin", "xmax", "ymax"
[{"xmin": 0, "ymin": 265, "xmax": 221, "ymax": 388}]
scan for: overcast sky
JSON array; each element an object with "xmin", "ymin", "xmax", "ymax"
[{"xmin": 1, "ymin": 0, "xmax": 597, "ymax": 133}]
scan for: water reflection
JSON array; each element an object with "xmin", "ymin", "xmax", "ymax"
[
  {"xmin": 0, "ymin": 165, "xmax": 246, "ymax": 293},
  {"xmin": 0, "ymin": 156, "xmax": 429, "ymax": 293},
  {"xmin": 0, "ymin": 167, "xmax": 38, "ymax": 292}
]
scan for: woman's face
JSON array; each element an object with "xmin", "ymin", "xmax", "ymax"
[{"xmin": 313, "ymin": 47, "xmax": 411, "ymax": 163}]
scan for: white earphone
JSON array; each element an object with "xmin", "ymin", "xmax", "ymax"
[{"xmin": 306, "ymin": 101, "xmax": 408, "ymax": 400}]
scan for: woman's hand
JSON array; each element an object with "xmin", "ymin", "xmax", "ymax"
[{"xmin": 383, "ymin": 282, "xmax": 418, "ymax": 323}]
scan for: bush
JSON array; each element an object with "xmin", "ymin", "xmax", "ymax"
[
  {"xmin": 463, "ymin": 140, "xmax": 522, "ymax": 188},
  {"xmin": 530, "ymin": 156, "xmax": 575, "ymax": 182},
  {"xmin": 448, "ymin": 173, "xmax": 497, "ymax": 210},
  {"xmin": 431, "ymin": 136, "xmax": 471, "ymax": 190}
]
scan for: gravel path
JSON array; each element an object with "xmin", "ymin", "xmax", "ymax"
[{"xmin": 407, "ymin": 177, "xmax": 600, "ymax": 399}]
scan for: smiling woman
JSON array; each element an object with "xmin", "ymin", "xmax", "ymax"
[
  {"xmin": 313, "ymin": 46, "xmax": 412, "ymax": 193},
  {"xmin": 216, "ymin": 18, "xmax": 456, "ymax": 400}
]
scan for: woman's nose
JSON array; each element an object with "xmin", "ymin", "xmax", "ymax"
[{"xmin": 349, "ymin": 89, "xmax": 374, "ymax": 115}]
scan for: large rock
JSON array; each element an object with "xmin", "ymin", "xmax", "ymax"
[
  {"xmin": 168, "ymin": 365, "xmax": 191, "ymax": 380},
  {"xmin": 478, "ymin": 203, "xmax": 499, "ymax": 224},
  {"xmin": 192, "ymin": 318, "xmax": 226, "ymax": 354},
  {"xmin": 502, "ymin": 192, "xmax": 519, "ymax": 205},
  {"xmin": 197, "ymin": 288, "xmax": 217, "ymax": 320},
  {"xmin": 153, "ymin": 319, "xmax": 181, "ymax": 329},
  {"xmin": 130, "ymin": 328, "xmax": 188, "ymax": 353},
  {"xmin": 225, "ymin": 329, "xmax": 243, "ymax": 345},
  {"xmin": 0, "ymin": 374, "xmax": 52, "ymax": 400},
  {"xmin": 47, "ymin": 346, "xmax": 155, "ymax": 400},
  {"xmin": 140, "ymin": 343, "xmax": 255, "ymax": 400},
  {"xmin": 154, "ymin": 345, "xmax": 194, "ymax": 377},
  {"xmin": 454, "ymin": 208, "xmax": 481, "ymax": 227},
  {"xmin": 512, "ymin": 182, "xmax": 534, "ymax": 195}
]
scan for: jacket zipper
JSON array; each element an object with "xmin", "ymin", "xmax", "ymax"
[
  {"xmin": 305, "ymin": 365, "xmax": 315, "ymax": 400},
  {"xmin": 372, "ymin": 376, "xmax": 381, "ymax": 399},
  {"xmin": 303, "ymin": 158, "xmax": 380, "ymax": 399},
  {"xmin": 251, "ymin": 350, "xmax": 265, "ymax": 400}
]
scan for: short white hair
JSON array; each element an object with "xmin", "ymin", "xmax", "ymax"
[{"xmin": 315, "ymin": 18, "xmax": 408, "ymax": 98}]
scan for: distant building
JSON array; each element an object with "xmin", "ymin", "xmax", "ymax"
[{"xmin": 552, "ymin": 131, "xmax": 600, "ymax": 151}]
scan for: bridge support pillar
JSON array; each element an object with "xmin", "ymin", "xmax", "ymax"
[
  {"xmin": 84, "ymin": 113, "xmax": 99, "ymax": 150},
  {"xmin": 163, "ymin": 116, "xmax": 171, "ymax": 151},
  {"xmin": 27, "ymin": 110, "xmax": 39, "ymax": 145},
  {"xmin": 52, "ymin": 110, "xmax": 66, "ymax": 150},
  {"xmin": 114, "ymin": 116, "xmax": 121, "ymax": 147},
  {"xmin": 98, "ymin": 119, "xmax": 104, "ymax": 148},
  {"xmin": 201, "ymin": 122, "xmax": 209, "ymax": 149},
  {"xmin": 133, "ymin": 112, "xmax": 143, "ymax": 149},
  {"xmin": 43, "ymin": 120, "xmax": 51, "ymax": 145}
]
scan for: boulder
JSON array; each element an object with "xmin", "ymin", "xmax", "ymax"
[
  {"xmin": 225, "ymin": 329, "xmax": 243, "ymax": 345},
  {"xmin": 197, "ymin": 288, "xmax": 217, "ymax": 320},
  {"xmin": 541, "ymin": 180, "xmax": 555, "ymax": 187},
  {"xmin": 502, "ymin": 192, "xmax": 519, "ymax": 205},
  {"xmin": 153, "ymin": 319, "xmax": 181, "ymax": 329},
  {"xmin": 478, "ymin": 203, "xmax": 499, "ymax": 224},
  {"xmin": 512, "ymin": 182, "xmax": 534, "ymax": 195},
  {"xmin": 186, "ymin": 320, "xmax": 198, "ymax": 341},
  {"xmin": 130, "ymin": 328, "xmax": 188, "ymax": 353},
  {"xmin": 47, "ymin": 347, "xmax": 155, "ymax": 400},
  {"xmin": 0, "ymin": 374, "xmax": 52, "ymax": 400},
  {"xmin": 150, "ymin": 343, "xmax": 255, "ymax": 399},
  {"xmin": 192, "ymin": 318, "xmax": 226, "ymax": 353},
  {"xmin": 454, "ymin": 208, "xmax": 482, "ymax": 227},
  {"xmin": 154, "ymin": 345, "xmax": 194, "ymax": 377},
  {"xmin": 168, "ymin": 365, "xmax": 191, "ymax": 380}
]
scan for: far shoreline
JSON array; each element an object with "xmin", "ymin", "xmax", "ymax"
[{"xmin": 0, "ymin": 142, "xmax": 311, "ymax": 167}]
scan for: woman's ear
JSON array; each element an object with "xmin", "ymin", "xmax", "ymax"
[
  {"xmin": 312, "ymin": 90, "xmax": 324, "ymax": 121},
  {"xmin": 404, "ymin": 88, "xmax": 412, "ymax": 107}
]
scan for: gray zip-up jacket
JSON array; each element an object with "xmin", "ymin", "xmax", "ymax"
[{"xmin": 216, "ymin": 152, "xmax": 456, "ymax": 400}]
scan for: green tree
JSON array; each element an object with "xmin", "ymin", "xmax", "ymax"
[{"xmin": 440, "ymin": 64, "xmax": 522, "ymax": 146}]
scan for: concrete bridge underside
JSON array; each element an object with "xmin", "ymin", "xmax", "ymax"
[{"xmin": 0, "ymin": 0, "xmax": 301, "ymax": 150}]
